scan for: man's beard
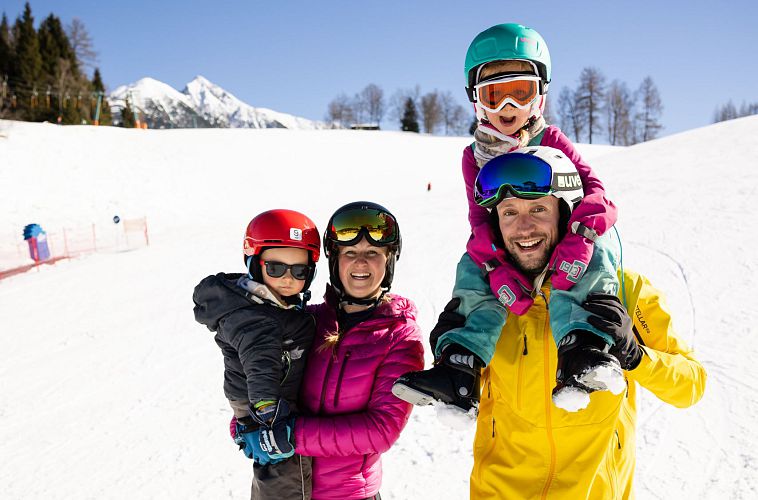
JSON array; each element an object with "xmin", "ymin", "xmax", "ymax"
[{"xmin": 507, "ymin": 239, "xmax": 556, "ymax": 278}]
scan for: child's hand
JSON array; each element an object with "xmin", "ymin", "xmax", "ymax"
[
  {"xmin": 250, "ymin": 400, "xmax": 295, "ymax": 460},
  {"xmin": 488, "ymin": 264, "xmax": 533, "ymax": 315},
  {"xmin": 548, "ymin": 232, "xmax": 594, "ymax": 291},
  {"xmin": 232, "ymin": 417, "xmax": 280, "ymax": 464}
]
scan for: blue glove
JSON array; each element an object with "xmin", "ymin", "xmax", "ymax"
[
  {"xmin": 250, "ymin": 400, "xmax": 296, "ymax": 461},
  {"xmin": 232, "ymin": 418, "xmax": 282, "ymax": 465}
]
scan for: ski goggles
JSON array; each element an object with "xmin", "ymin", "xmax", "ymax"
[
  {"xmin": 474, "ymin": 75, "xmax": 542, "ymax": 113},
  {"xmin": 474, "ymin": 153, "xmax": 554, "ymax": 208},
  {"xmin": 326, "ymin": 208, "xmax": 399, "ymax": 247},
  {"xmin": 262, "ymin": 261, "xmax": 313, "ymax": 280}
]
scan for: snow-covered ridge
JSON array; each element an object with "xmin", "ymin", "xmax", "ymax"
[{"xmin": 109, "ymin": 76, "xmax": 325, "ymax": 130}]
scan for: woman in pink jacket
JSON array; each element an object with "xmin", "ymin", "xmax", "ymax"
[{"xmin": 295, "ymin": 201, "xmax": 425, "ymax": 500}]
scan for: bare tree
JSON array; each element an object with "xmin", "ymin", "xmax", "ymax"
[
  {"xmin": 350, "ymin": 92, "xmax": 367, "ymax": 125},
  {"xmin": 66, "ymin": 17, "xmax": 98, "ymax": 70},
  {"xmin": 420, "ymin": 90, "xmax": 442, "ymax": 134},
  {"xmin": 439, "ymin": 91, "xmax": 469, "ymax": 135},
  {"xmin": 713, "ymin": 100, "xmax": 739, "ymax": 123},
  {"xmin": 634, "ymin": 76, "xmax": 663, "ymax": 142},
  {"xmin": 738, "ymin": 101, "xmax": 758, "ymax": 118},
  {"xmin": 356, "ymin": 83, "xmax": 384, "ymax": 126},
  {"xmin": 575, "ymin": 67, "xmax": 606, "ymax": 144},
  {"xmin": 605, "ymin": 80, "xmax": 634, "ymax": 145},
  {"xmin": 557, "ymin": 86, "xmax": 585, "ymax": 142},
  {"xmin": 325, "ymin": 93, "xmax": 354, "ymax": 128}
]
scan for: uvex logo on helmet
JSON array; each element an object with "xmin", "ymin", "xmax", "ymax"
[{"xmin": 554, "ymin": 173, "xmax": 582, "ymax": 191}]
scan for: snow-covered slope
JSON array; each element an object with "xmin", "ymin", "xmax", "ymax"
[
  {"xmin": 0, "ymin": 117, "xmax": 756, "ymax": 499},
  {"xmin": 109, "ymin": 76, "xmax": 324, "ymax": 130}
]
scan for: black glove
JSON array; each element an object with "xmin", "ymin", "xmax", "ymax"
[
  {"xmin": 583, "ymin": 292, "xmax": 643, "ymax": 370},
  {"xmin": 429, "ymin": 297, "xmax": 465, "ymax": 357}
]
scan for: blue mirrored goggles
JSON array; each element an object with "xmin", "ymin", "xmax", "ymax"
[{"xmin": 474, "ymin": 153, "xmax": 554, "ymax": 208}]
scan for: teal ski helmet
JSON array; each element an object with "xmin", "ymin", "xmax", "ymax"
[{"xmin": 464, "ymin": 23, "xmax": 551, "ymax": 103}]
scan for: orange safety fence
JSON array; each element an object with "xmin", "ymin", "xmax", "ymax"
[{"xmin": 0, "ymin": 217, "xmax": 149, "ymax": 281}]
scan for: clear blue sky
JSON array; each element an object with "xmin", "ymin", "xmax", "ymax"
[{"xmin": 3, "ymin": 0, "xmax": 757, "ymax": 138}]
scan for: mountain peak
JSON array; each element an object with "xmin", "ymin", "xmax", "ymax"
[
  {"xmin": 109, "ymin": 76, "xmax": 324, "ymax": 130},
  {"xmin": 187, "ymin": 75, "xmax": 213, "ymax": 87}
]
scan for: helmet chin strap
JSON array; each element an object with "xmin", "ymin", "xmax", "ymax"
[
  {"xmin": 334, "ymin": 285, "xmax": 387, "ymax": 309},
  {"xmin": 246, "ymin": 256, "xmax": 255, "ymax": 278}
]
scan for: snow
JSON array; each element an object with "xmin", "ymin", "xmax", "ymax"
[
  {"xmin": 552, "ymin": 387, "xmax": 591, "ymax": 413},
  {"xmin": 431, "ymin": 401, "xmax": 479, "ymax": 430},
  {"xmin": 1, "ymin": 115, "xmax": 758, "ymax": 498}
]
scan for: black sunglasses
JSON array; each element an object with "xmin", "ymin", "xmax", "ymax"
[{"xmin": 263, "ymin": 261, "xmax": 312, "ymax": 280}]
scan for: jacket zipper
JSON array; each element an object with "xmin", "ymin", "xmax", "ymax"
[
  {"xmin": 607, "ymin": 429, "xmax": 620, "ymax": 498},
  {"xmin": 333, "ymin": 350, "xmax": 351, "ymax": 407},
  {"xmin": 540, "ymin": 308, "xmax": 557, "ymax": 500},
  {"xmin": 476, "ymin": 415, "xmax": 498, "ymax": 484},
  {"xmin": 517, "ymin": 333, "xmax": 527, "ymax": 410},
  {"xmin": 318, "ymin": 328, "xmax": 342, "ymax": 414},
  {"xmin": 319, "ymin": 358, "xmax": 334, "ymax": 414},
  {"xmin": 280, "ymin": 350, "xmax": 292, "ymax": 385}
]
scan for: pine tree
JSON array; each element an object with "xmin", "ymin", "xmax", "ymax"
[
  {"xmin": 91, "ymin": 67, "xmax": 111, "ymax": 125},
  {"xmin": 0, "ymin": 14, "xmax": 12, "ymax": 77},
  {"xmin": 38, "ymin": 14, "xmax": 76, "ymax": 82},
  {"xmin": 37, "ymin": 14, "xmax": 77, "ymax": 122},
  {"xmin": 120, "ymin": 97, "xmax": 136, "ymax": 127},
  {"xmin": 0, "ymin": 14, "xmax": 12, "ymax": 117},
  {"xmin": 400, "ymin": 97, "xmax": 419, "ymax": 132},
  {"xmin": 13, "ymin": 3, "xmax": 43, "ymax": 120}
]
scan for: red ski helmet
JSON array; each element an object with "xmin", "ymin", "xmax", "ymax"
[{"xmin": 242, "ymin": 209, "xmax": 320, "ymax": 291}]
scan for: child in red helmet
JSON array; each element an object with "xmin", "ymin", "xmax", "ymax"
[{"xmin": 193, "ymin": 209, "xmax": 320, "ymax": 499}]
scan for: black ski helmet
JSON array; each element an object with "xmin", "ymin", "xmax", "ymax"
[{"xmin": 323, "ymin": 201, "xmax": 402, "ymax": 297}]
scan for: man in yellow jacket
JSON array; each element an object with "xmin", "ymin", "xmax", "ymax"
[
  {"xmin": 472, "ymin": 155, "xmax": 705, "ymax": 499},
  {"xmin": 395, "ymin": 148, "xmax": 706, "ymax": 499}
]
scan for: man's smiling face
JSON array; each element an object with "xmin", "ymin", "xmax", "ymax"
[{"xmin": 495, "ymin": 195, "xmax": 560, "ymax": 276}]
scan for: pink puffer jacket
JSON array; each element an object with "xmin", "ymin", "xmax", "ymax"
[{"xmin": 296, "ymin": 289, "xmax": 424, "ymax": 500}]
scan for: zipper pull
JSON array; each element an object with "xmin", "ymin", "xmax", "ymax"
[
  {"xmin": 522, "ymin": 334, "xmax": 528, "ymax": 355},
  {"xmin": 616, "ymin": 429, "xmax": 621, "ymax": 449}
]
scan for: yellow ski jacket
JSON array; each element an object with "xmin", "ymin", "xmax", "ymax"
[{"xmin": 471, "ymin": 269, "xmax": 706, "ymax": 499}]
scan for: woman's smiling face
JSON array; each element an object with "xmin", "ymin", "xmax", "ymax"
[{"xmin": 337, "ymin": 237, "xmax": 388, "ymax": 299}]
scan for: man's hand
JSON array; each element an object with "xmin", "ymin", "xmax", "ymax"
[{"xmin": 583, "ymin": 292, "xmax": 643, "ymax": 370}]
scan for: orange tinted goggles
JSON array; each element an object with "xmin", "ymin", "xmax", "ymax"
[{"xmin": 474, "ymin": 76, "xmax": 541, "ymax": 112}]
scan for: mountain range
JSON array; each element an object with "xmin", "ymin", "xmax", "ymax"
[{"xmin": 109, "ymin": 76, "xmax": 325, "ymax": 130}]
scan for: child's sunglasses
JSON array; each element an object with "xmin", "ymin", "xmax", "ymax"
[
  {"xmin": 474, "ymin": 75, "xmax": 542, "ymax": 113},
  {"xmin": 327, "ymin": 208, "xmax": 399, "ymax": 247},
  {"xmin": 262, "ymin": 261, "xmax": 313, "ymax": 280}
]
